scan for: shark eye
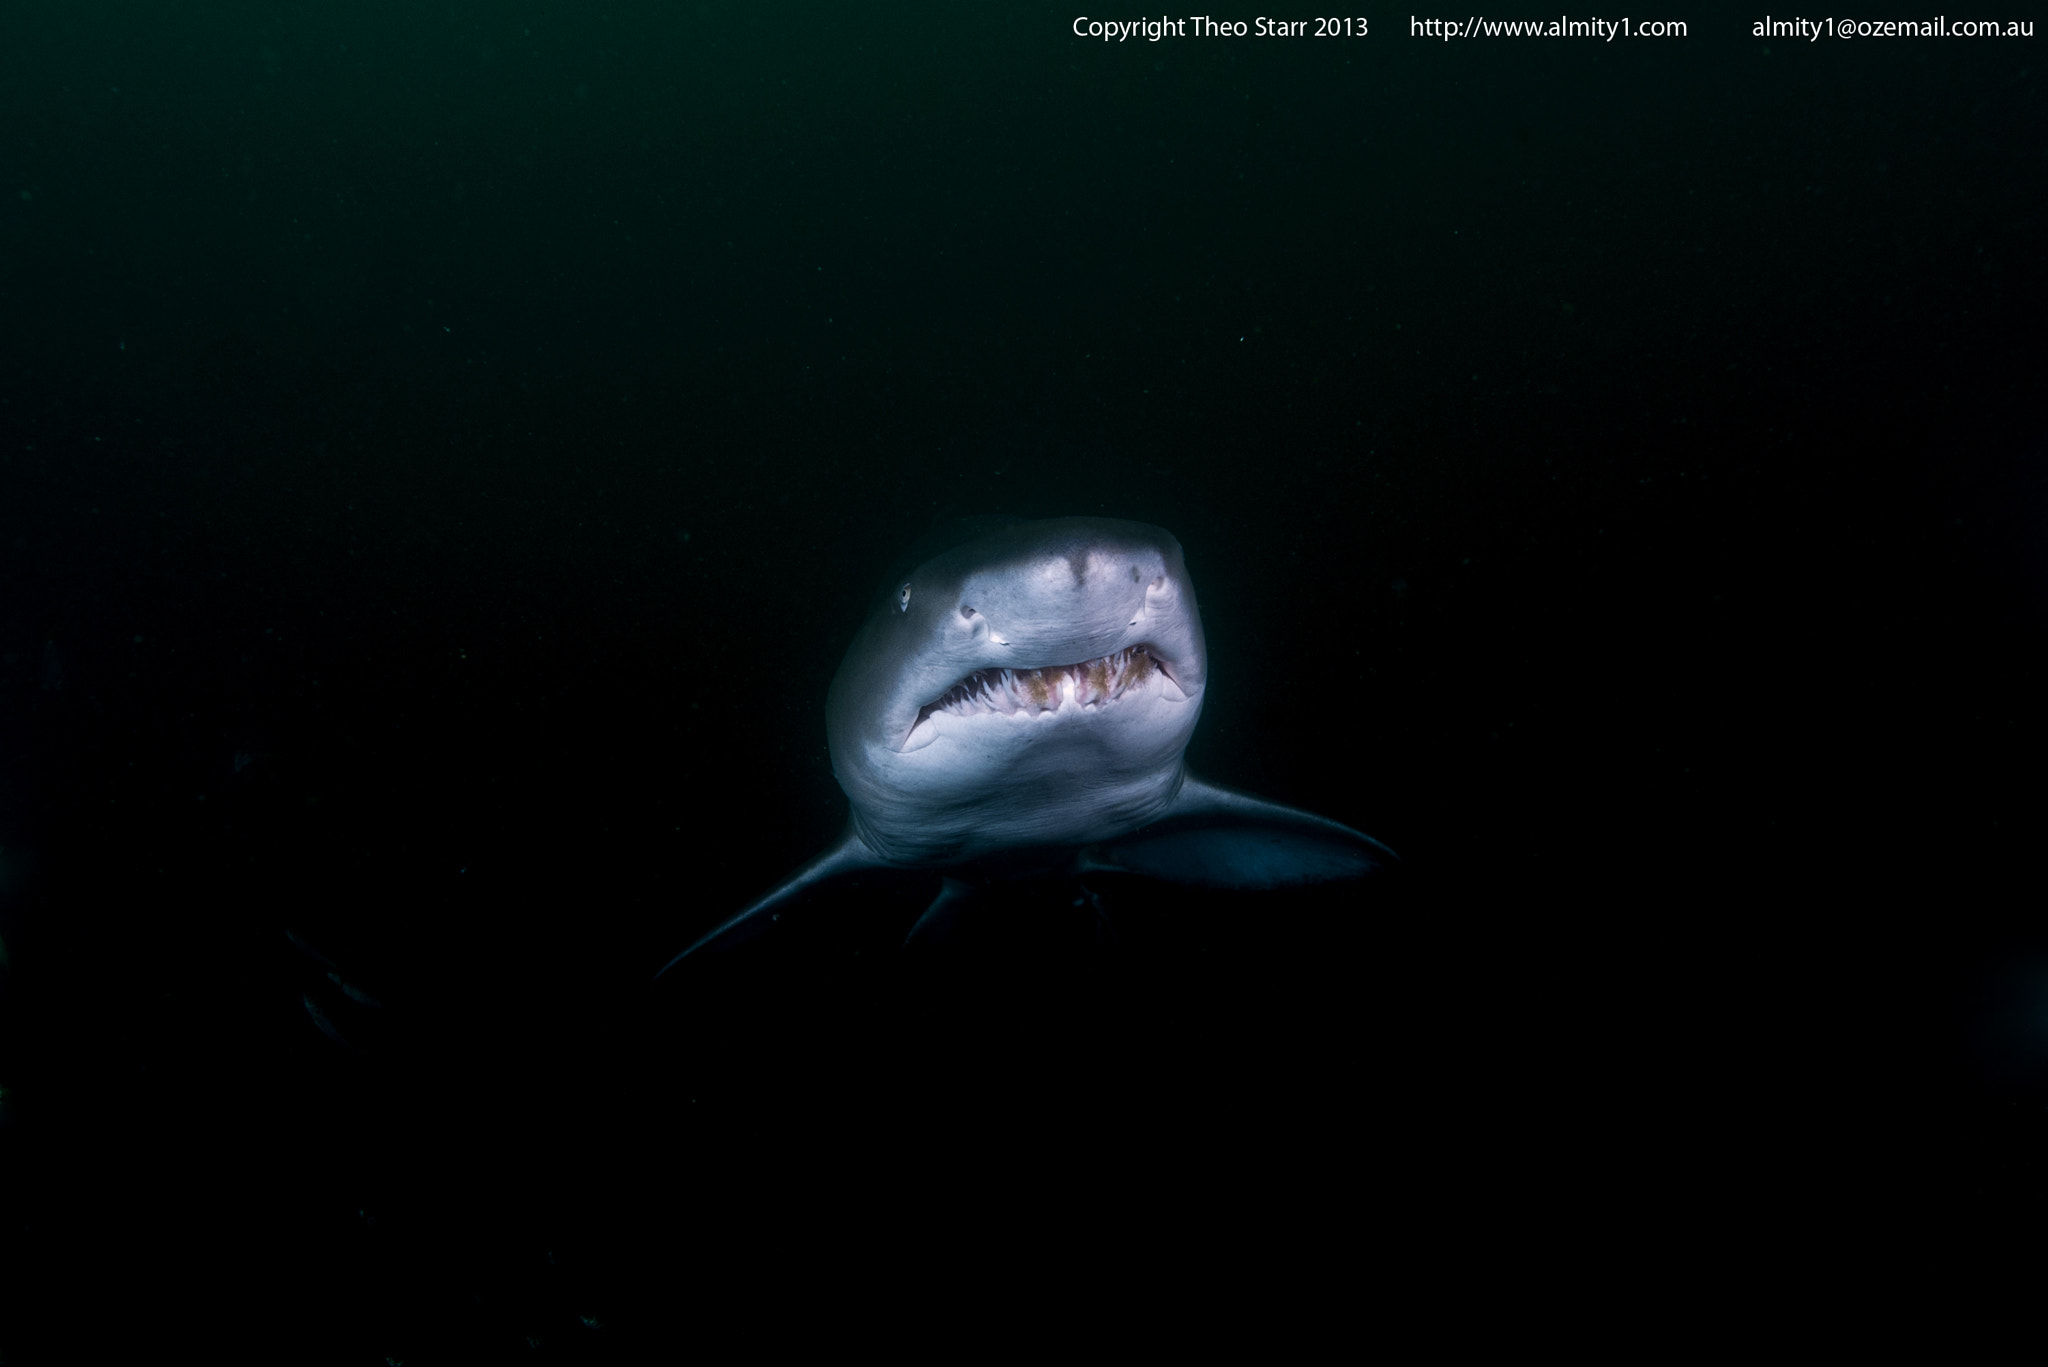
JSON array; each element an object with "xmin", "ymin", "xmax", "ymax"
[{"xmin": 897, "ymin": 583, "xmax": 912, "ymax": 613}]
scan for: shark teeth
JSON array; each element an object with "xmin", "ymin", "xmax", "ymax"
[{"xmin": 924, "ymin": 645, "xmax": 1160, "ymax": 722}]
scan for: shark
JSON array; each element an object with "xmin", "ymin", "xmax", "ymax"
[{"xmin": 657, "ymin": 516, "xmax": 1394, "ymax": 974}]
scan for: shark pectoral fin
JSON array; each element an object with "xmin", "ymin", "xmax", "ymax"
[
  {"xmin": 903, "ymin": 877, "xmax": 977, "ymax": 948},
  {"xmin": 1086, "ymin": 773, "xmax": 1397, "ymax": 889},
  {"xmin": 655, "ymin": 828, "xmax": 879, "ymax": 977}
]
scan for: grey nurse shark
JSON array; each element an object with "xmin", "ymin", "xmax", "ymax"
[{"xmin": 658, "ymin": 516, "xmax": 1393, "ymax": 973}]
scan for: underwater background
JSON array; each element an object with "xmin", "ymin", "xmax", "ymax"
[{"xmin": 1, "ymin": 2, "xmax": 2042, "ymax": 1356}]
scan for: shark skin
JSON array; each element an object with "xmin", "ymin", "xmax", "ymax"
[{"xmin": 657, "ymin": 516, "xmax": 1394, "ymax": 975}]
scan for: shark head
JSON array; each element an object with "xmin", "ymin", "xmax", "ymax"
[{"xmin": 826, "ymin": 517, "xmax": 1208, "ymax": 865}]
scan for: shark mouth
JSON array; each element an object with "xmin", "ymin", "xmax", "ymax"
[{"xmin": 917, "ymin": 644, "xmax": 1169, "ymax": 726}]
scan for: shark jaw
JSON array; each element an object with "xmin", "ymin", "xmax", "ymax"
[{"xmin": 906, "ymin": 643, "xmax": 1190, "ymax": 746}]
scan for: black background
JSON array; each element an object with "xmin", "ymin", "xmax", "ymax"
[{"xmin": 1, "ymin": 4, "xmax": 2043, "ymax": 1356}]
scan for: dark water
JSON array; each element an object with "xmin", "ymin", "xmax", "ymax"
[{"xmin": 1, "ymin": 4, "xmax": 2042, "ymax": 1356}]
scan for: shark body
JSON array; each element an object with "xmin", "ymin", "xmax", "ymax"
[{"xmin": 658, "ymin": 516, "xmax": 1392, "ymax": 974}]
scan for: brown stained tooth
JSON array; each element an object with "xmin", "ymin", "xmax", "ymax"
[{"xmin": 1023, "ymin": 669, "xmax": 1053, "ymax": 711}]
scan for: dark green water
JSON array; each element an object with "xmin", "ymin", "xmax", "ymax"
[{"xmin": 1, "ymin": 4, "xmax": 2041, "ymax": 1357}]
